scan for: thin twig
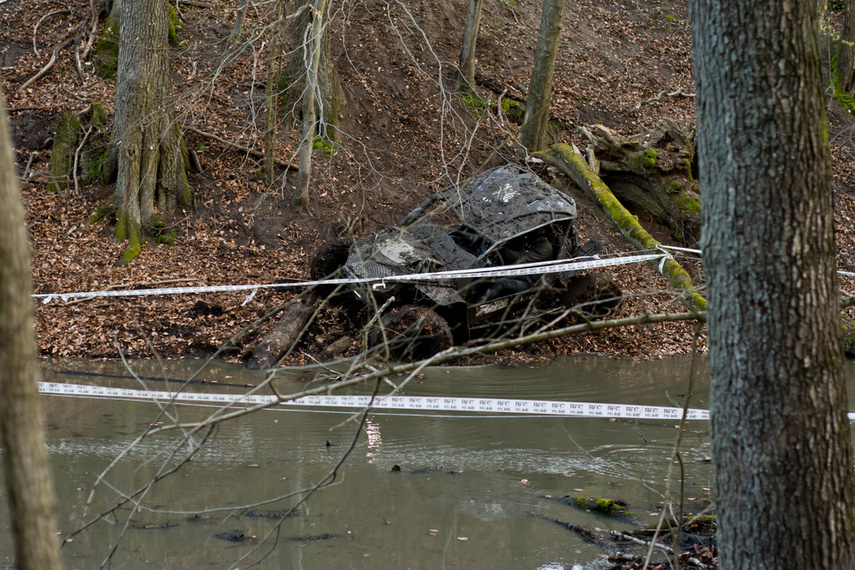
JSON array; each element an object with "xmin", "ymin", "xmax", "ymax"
[
  {"xmin": 642, "ymin": 322, "xmax": 705, "ymax": 570},
  {"xmin": 32, "ymin": 9, "xmax": 70, "ymax": 57},
  {"xmin": 19, "ymin": 37, "xmax": 74, "ymax": 91},
  {"xmin": 635, "ymin": 89, "xmax": 696, "ymax": 109},
  {"xmin": 72, "ymin": 123, "xmax": 93, "ymax": 194},
  {"xmin": 185, "ymin": 125, "xmax": 298, "ymax": 170}
]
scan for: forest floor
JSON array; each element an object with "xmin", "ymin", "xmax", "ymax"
[{"xmin": 3, "ymin": 0, "xmax": 855, "ymax": 368}]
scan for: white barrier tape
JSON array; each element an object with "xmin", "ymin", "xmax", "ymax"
[
  {"xmin": 39, "ymin": 381, "xmax": 709, "ymax": 420},
  {"xmin": 33, "ymin": 253, "xmax": 666, "ymax": 304},
  {"xmin": 657, "ymin": 245, "xmax": 702, "ymax": 255},
  {"xmin": 655, "ymin": 246, "xmax": 855, "ymax": 281},
  {"xmin": 39, "ymin": 381, "xmax": 855, "ymax": 421}
]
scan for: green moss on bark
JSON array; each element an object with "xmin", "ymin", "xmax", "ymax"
[
  {"xmin": 94, "ymin": 17, "xmax": 120, "ymax": 79},
  {"xmin": 115, "ymin": 210, "xmax": 144, "ymax": 261},
  {"xmin": 629, "ymin": 148, "xmax": 659, "ymax": 174},
  {"xmin": 540, "ymin": 143, "xmax": 707, "ymax": 312},
  {"xmin": 571, "ymin": 496, "xmax": 634, "ymax": 519},
  {"xmin": 167, "ymin": 5, "xmax": 181, "ymax": 44},
  {"xmin": 48, "ymin": 111, "xmax": 82, "ymax": 193}
]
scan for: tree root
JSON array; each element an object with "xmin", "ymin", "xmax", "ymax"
[
  {"xmin": 19, "ymin": 38, "xmax": 74, "ymax": 92},
  {"xmin": 635, "ymin": 89, "xmax": 696, "ymax": 109}
]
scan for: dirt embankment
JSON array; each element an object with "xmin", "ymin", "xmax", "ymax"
[{"xmin": 2, "ymin": 0, "xmax": 855, "ymax": 363}]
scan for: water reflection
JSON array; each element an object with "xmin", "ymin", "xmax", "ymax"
[{"xmin": 1, "ymin": 356, "xmax": 848, "ymax": 569}]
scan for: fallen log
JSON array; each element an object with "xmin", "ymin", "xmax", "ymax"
[
  {"xmin": 247, "ymin": 292, "xmax": 317, "ymax": 370},
  {"xmin": 538, "ymin": 143, "xmax": 707, "ymax": 312}
]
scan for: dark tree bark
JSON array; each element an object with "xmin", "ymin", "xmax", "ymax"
[
  {"xmin": 0, "ymin": 87, "xmax": 62, "ymax": 570},
  {"xmin": 459, "ymin": 0, "xmax": 483, "ymax": 92},
  {"xmin": 838, "ymin": 0, "xmax": 855, "ymax": 93},
  {"xmin": 518, "ymin": 0, "xmax": 564, "ymax": 155},
  {"xmin": 689, "ymin": 0, "xmax": 855, "ymax": 567},
  {"xmin": 113, "ymin": 0, "xmax": 190, "ymax": 260}
]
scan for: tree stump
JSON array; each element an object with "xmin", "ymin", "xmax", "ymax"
[{"xmin": 582, "ymin": 119, "xmax": 701, "ymax": 245}]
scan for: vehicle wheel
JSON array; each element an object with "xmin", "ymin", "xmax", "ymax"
[
  {"xmin": 368, "ymin": 305, "xmax": 454, "ymax": 361},
  {"xmin": 557, "ymin": 272, "xmax": 622, "ymax": 319},
  {"xmin": 308, "ymin": 237, "xmax": 352, "ymax": 299},
  {"xmin": 308, "ymin": 237, "xmax": 352, "ymax": 280}
]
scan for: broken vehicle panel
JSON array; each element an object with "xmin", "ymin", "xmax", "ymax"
[{"xmin": 342, "ymin": 164, "xmax": 588, "ymax": 340}]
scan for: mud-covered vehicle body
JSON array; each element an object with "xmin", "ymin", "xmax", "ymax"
[{"xmin": 340, "ymin": 165, "xmax": 598, "ymax": 349}]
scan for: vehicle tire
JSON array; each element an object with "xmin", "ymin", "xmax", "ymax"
[
  {"xmin": 557, "ymin": 272, "xmax": 622, "ymax": 319},
  {"xmin": 368, "ymin": 305, "xmax": 454, "ymax": 361},
  {"xmin": 308, "ymin": 237, "xmax": 352, "ymax": 299},
  {"xmin": 308, "ymin": 237, "xmax": 352, "ymax": 280}
]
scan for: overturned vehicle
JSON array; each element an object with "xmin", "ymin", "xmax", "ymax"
[{"xmin": 321, "ymin": 165, "xmax": 619, "ymax": 359}]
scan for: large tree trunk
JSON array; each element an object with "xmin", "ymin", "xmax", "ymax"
[
  {"xmin": 113, "ymin": 0, "xmax": 190, "ymax": 260},
  {"xmin": 518, "ymin": 0, "xmax": 564, "ymax": 155},
  {"xmin": 459, "ymin": 0, "xmax": 483, "ymax": 93},
  {"xmin": 689, "ymin": 0, "xmax": 855, "ymax": 567},
  {"xmin": 0, "ymin": 88, "xmax": 62, "ymax": 569}
]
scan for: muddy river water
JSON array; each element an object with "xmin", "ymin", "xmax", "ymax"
[{"xmin": 3, "ymin": 356, "xmax": 854, "ymax": 569}]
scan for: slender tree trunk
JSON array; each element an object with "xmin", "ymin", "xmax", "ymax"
[
  {"xmin": 292, "ymin": 0, "xmax": 327, "ymax": 211},
  {"xmin": 264, "ymin": 0, "xmax": 288, "ymax": 185},
  {"xmin": 689, "ymin": 0, "xmax": 855, "ymax": 567},
  {"xmin": 459, "ymin": 0, "xmax": 483, "ymax": 93},
  {"xmin": 0, "ymin": 87, "xmax": 62, "ymax": 570},
  {"xmin": 519, "ymin": 0, "xmax": 564, "ymax": 156},
  {"xmin": 229, "ymin": 0, "xmax": 250, "ymax": 46},
  {"xmin": 838, "ymin": 0, "xmax": 855, "ymax": 93},
  {"xmin": 113, "ymin": 0, "xmax": 190, "ymax": 260},
  {"xmin": 285, "ymin": 0, "xmax": 340, "ymax": 135}
]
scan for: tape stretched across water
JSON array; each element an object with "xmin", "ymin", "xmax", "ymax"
[
  {"xmin": 40, "ymin": 382, "xmax": 855, "ymax": 421},
  {"xmin": 39, "ymin": 381, "xmax": 711, "ymax": 420}
]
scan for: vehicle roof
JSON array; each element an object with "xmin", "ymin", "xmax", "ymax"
[
  {"xmin": 421, "ymin": 164, "xmax": 577, "ymax": 243},
  {"xmin": 343, "ymin": 165, "xmax": 579, "ymax": 305}
]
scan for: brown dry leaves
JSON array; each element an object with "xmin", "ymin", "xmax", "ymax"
[{"xmin": 3, "ymin": 0, "xmax": 854, "ymax": 364}]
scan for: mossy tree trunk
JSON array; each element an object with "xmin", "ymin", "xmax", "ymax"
[
  {"xmin": 48, "ymin": 111, "xmax": 82, "ymax": 193},
  {"xmin": 459, "ymin": 0, "xmax": 483, "ymax": 93},
  {"xmin": 519, "ymin": 0, "xmax": 564, "ymax": 155},
  {"xmin": 540, "ymin": 142, "xmax": 706, "ymax": 313},
  {"xmin": 690, "ymin": 0, "xmax": 855, "ymax": 566},
  {"xmin": 113, "ymin": 0, "xmax": 190, "ymax": 260},
  {"xmin": 0, "ymin": 86, "xmax": 62, "ymax": 570}
]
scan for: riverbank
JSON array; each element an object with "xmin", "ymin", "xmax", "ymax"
[{"xmin": 3, "ymin": 0, "xmax": 855, "ymax": 365}]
